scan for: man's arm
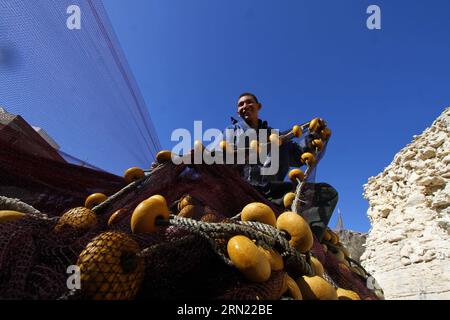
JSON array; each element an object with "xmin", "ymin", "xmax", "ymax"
[
  {"xmin": 286, "ymin": 132, "xmax": 315, "ymax": 167},
  {"xmin": 286, "ymin": 140, "xmax": 304, "ymax": 167}
]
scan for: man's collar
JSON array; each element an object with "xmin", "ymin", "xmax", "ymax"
[{"xmin": 231, "ymin": 117, "xmax": 268, "ymax": 130}]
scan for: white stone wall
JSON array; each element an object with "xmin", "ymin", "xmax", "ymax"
[{"xmin": 361, "ymin": 107, "xmax": 450, "ymax": 300}]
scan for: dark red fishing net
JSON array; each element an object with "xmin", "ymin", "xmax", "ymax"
[
  {"xmin": 311, "ymin": 237, "xmax": 378, "ymax": 300},
  {"xmin": 0, "ymin": 154, "xmax": 378, "ymax": 300},
  {"xmin": 0, "ymin": 138, "xmax": 126, "ymax": 217}
]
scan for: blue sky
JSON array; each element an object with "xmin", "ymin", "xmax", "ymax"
[{"xmin": 102, "ymin": 0, "xmax": 450, "ymax": 232}]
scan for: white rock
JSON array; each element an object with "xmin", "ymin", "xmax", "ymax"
[
  {"xmin": 423, "ymin": 250, "xmax": 436, "ymax": 262},
  {"xmin": 419, "ymin": 147, "xmax": 436, "ymax": 160},
  {"xmin": 387, "ymin": 230, "xmax": 406, "ymax": 243},
  {"xmin": 432, "ymin": 184, "xmax": 450, "ymax": 208},
  {"xmin": 443, "ymin": 155, "xmax": 450, "ymax": 165},
  {"xmin": 388, "ymin": 170, "xmax": 403, "ymax": 181},
  {"xmin": 400, "ymin": 244, "xmax": 414, "ymax": 257},
  {"xmin": 408, "ymin": 172, "xmax": 421, "ymax": 184},
  {"xmin": 380, "ymin": 205, "xmax": 393, "ymax": 218},
  {"xmin": 394, "ymin": 213, "xmax": 405, "ymax": 224},
  {"xmin": 442, "ymin": 171, "xmax": 450, "ymax": 179},
  {"xmin": 406, "ymin": 192, "xmax": 426, "ymax": 207},
  {"xmin": 411, "ymin": 161, "xmax": 425, "ymax": 170},
  {"xmin": 392, "ymin": 182, "xmax": 400, "ymax": 194},
  {"xmin": 362, "ymin": 108, "xmax": 450, "ymax": 300},
  {"xmin": 410, "ymin": 254, "xmax": 424, "ymax": 264},
  {"xmin": 403, "ymin": 207, "xmax": 422, "ymax": 222},
  {"xmin": 406, "ymin": 222, "xmax": 425, "ymax": 233},
  {"xmin": 430, "ymin": 132, "xmax": 447, "ymax": 148},
  {"xmin": 401, "ymin": 257, "xmax": 411, "ymax": 266},
  {"xmin": 403, "ymin": 150, "xmax": 416, "ymax": 161},
  {"xmin": 436, "ymin": 216, "xmax": 450, "ymax": 233},
  {"xmin": 416, "ymin": 176, "xmax": 446, "ymax": 187}
]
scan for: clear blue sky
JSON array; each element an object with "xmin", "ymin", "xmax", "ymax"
[{"xmin": 102, "ymin": 0, "xmax": 450, "ymax": 232}]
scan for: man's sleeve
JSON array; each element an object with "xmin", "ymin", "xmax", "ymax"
[
  {"xmin": 287, "ymin": 140, "xmax": 303, "ymax": 167},
  {"xmin": 223, "ymin": 125, "xmax": 236, "ymax": 146}
]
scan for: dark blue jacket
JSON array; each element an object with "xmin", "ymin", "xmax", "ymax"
[{"xmin": 225, "ymin": 117, "xmax": 309, "ymax": 188}]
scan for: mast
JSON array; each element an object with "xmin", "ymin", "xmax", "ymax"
[{"xmin": 335, "ymin": 208, "xmax": 344, "ymax": 232}]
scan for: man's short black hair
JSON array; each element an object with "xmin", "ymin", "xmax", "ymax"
[{"xmin": 238, "ymin": 92, "xmax": 259, "ymax": 104}]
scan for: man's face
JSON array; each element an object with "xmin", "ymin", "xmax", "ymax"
[{"xmin": 237, "ymin": 95, "xmax": 261, "ymax": 123}]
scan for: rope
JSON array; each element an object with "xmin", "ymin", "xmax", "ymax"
[
  {"xmin": 92, "ymin": 164, "xmax": 166, "ymax": 214},
  {"xmin": 322, "ymin": 271, "xmax": 339, "ymax": 288},
  {"xmin": 229, "ymin": 212, "xmax": 241, "ymax": 221},
  {"xmin": 236, "ymin": 221, "xmax": 290, "ymax": 250},
  {"xmin": 0, "ymin": 196, "xmax": 52, "ymax": 220},
  {"xmin": 155, "ymin": 215, "xmax": 314, "ymax": 277},
  {"xmin": 291, "ymin": 165, "xmax": 313, "ymax": 214}
]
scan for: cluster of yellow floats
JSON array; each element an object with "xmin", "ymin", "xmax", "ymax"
[
  {"xmin": 0, "ymin": 118, "xmax": 364, "ymax": 300},
  {"xmin": 54, "ymin": 191, "xmax": 361, "ymax": 300}
]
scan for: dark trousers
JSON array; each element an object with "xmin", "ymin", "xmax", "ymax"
[{"xmin": 254, "ymin": 182, "xmax": 338, "ymax": 241}]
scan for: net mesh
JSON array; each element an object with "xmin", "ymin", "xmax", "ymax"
[
  {"xmin": 0, "ymin": 0, "xmax": 161, "ymax": 175},
  {"xmin": 0, "ymin": 159, "xmax": 379, "ymax": 300}
]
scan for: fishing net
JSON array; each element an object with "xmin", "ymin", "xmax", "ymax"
[
  {"xmin": 0, "ymin": 158, "xmax": 379, "ymax": 300},
  {"xmin": 0, "ymin": 0, "xmax": 161, "ymax": 174},
  {"xmin": 0, "ymin": 138, "xmax": 125, "ymax": 216}
]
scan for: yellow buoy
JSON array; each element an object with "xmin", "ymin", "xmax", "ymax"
[
  {"xmin": 227, "ymin": 235, "xmax": 271, "ymax": 283},
  {"xmin": 131, "ymin": 195, "xmax": 170, "ymax": 233},
  {"xmin": 241, "ymin": 202, "xmax": 277, "ymax": 227},
  {"xmin": 194, "ymin": 140, "xmax": 205, "ymax": 152},
  {"xmin": 276, "ymin": 211, "xmax": 313, "ymax": 253},
  {"xmin": 283, "ymin": 192, "xmax": 296, "ymax": 209},
  {"xmin": 301, "ymin": 152, "xmax": 316, "ymax": 166},
  {"xmin": 269, "ymin": 133, "xmax": 282, "ymax": 146},
  {"xmin": 292, "ymin": 125, "xmax": 302, "ymax": 138},
  {"xmin": 77, "ymin": 231, "xmax": 144, "ymax": 300},
  {"xmin": 107, "ymin": 209, "xmax": 128, "ymax": 227},
  {"xmin": 54, "ymin": 207, "xmax": 98, "ymax": 233},
  {"xmin": 309, "ymin": 118, "xmax": 324, "ymax": 133},
  {"xmin": 177, "ymin": 194, "xmax": 194, "ymax": 212},
  {"xmin": 288, "ymin": 169, "xmax": 305, "ymax": 183},
  {"xmin": 320, "ymin": 128, "xmax": 332, "ymax": 140},
  {"xmin": 156, "ymin": 150, "xmax": 174, "ymax": 163},
  {"xmin": 323, "ymin": 229, "xmax": 332, "ymax": 242},
  {"xmin": 336, "ymin": 288, "xmax": 361, "ymax": 300},
  {"xmin": 258, "ymin": 247, "xmax": 284, "ymax": 271},
  {"xmin": 330, "ymin": 231, "xmax": 339, "ymax": 245},
  {"xmin": 124, "ymin": 167, "xmax": 145, "ymax": 184},
  {"xmin": 249, "ymin": 140, "xmax": 260, "ymax": 153},
  {"xmin": 0, "ymin": 210, "xmax": 26, "ymax": 223},
  {"xmin": 310, "ymin": 256, "xmax": 324, "ymax": 277},
  {"xmin": 312, "ymin": 139, "xmax": 324, "ymax": 152},
  {"xmin": 297, "ymin": 276, "xmax": 338, "ymax": 300},
  {"xmin": 178, "ymin": 204, "xmax": 206, "ymax": 220},
  {"xmin": 283, "ymin": 274, "xmax": 303, "ymax": 300},
  {"xmin": 219, "ymin": 140, "xmax": 230, "ymax": 152},
  {"xmin": 85, "ymin": 193, "xmax": 107, "ymax": 209}
]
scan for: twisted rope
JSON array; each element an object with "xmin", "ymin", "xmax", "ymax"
[
  {"xmin": 291, "ymin": 165, "xmax": 313, "ymax": 214},
  {"xmin": 92, "ymin": 164, "xmax": 166, "ymax": 214},
  {"xmin": 0, "ymin": 196, "xmax": 52, "ymax": 220},
  {"xmin": 154, "ymin": 215, "xmax": 314, "ymax": 276}
]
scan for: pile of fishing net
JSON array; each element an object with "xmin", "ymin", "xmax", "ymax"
[{"xmin": 0, "ymin": 161, "xmax": 381, "ymax": 300}]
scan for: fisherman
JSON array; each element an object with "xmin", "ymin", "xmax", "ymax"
[{"xmin": 225, "ymin": 92, "xmax": 338, "ymax": 239}]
